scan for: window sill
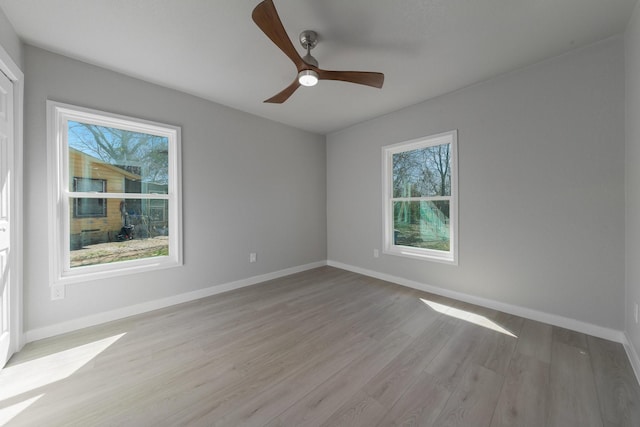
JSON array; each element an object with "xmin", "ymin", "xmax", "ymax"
[
  {"xmin": 383, "ymin": 246, "xmax": 457, "ymax": 265},
  {"xmin": 53, "ymin": 256, "xmax": 182, "ymax": 287}
]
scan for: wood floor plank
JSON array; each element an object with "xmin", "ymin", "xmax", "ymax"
[
  {"xmin": 490, "ymin": 311, "xmax": 525, "ymax": 338},
  {"xmin": 210, "ymin": 332, "xmax": 377, "ymax": 427},
  {"xmin": 424, "ymin": 321, "xmax": 484, "ymax": 391},
  {"xmin": 553, "ymin": 325, "xmax": 589, "ymax": 350},
  {"xmin": 515, "ymin": 319, "xmax": 553, "ymax": 363},
  {"xmin": 547, "ymin": 341, "xmax": 604, "ymax": 427},
  {"xmin": 432, "ymin": 363, "xmax": 505, "ymax": 427},
  {"xmin": 319, "ymin": 391, "xmax": 386, "ymax": 427},
  {"xmin": 489, "ymin": 352, "xmax": 550, "ymax": 427},
  {"xmin": 471, "ymin": 326, "xmax": 519, "ymax": 376},
  {"xmin": 363, "ymin": 317, "xmax": 452, "ymax": 409},
  {"xmin": 587, "ymin": 336, "xmax": 640, "ymax": 427},
  {"xmin": 265, "ymin": 330, "xmax": 413, "ymax": 427},
  {"xmin": 1, "ymin": 266, "xmax": 637, "ymax": 426},
  {"xmin": 374, "ymin": 370, "xmax": 451, "ymax": 427},
  {"xmin": 397, "ymin": 304, "xmax": 441, "ymax": 337}
]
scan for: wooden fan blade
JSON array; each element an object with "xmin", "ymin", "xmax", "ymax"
[
  {"xmin": 264, "ymin": 79, "xmax": 301, "ymax": 103},
  {"xmin": 316, "ymin": 69, "xmax": 384, "ymax": 88},
  {"xmin": 252, "ymin": 0, "xmax": 305, "ymax": 70}
]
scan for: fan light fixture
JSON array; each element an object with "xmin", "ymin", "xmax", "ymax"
[
  {"xmin": 298, "ymin": 70, "xmax": 319, "ymax": 87},
  {"xmin": 252, "ymin": 1, "xmax": 384, "ymax": 103}
]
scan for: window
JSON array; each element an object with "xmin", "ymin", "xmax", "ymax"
[
  {"xmin": 48, "ymin": 101, "xmax": 182, "ymax": 286},
  {"xmin": 383, "ymin": 130, "xmax": 458, "ymax": 264},
  {"xmin": 73, "ymin": 177, "xmax": 106, "ymax": 217}
]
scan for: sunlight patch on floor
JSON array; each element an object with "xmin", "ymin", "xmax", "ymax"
[
  {"xmin": 0, "ymin": 333, "xmax": 126, "ymax": 402},
  {"xmin": 0, "ymin": 394, "xmax": 43, "ymax": 425},
  {"xmin": 420, "ymin": 298, "xmax": 517, "ymax": 337}
]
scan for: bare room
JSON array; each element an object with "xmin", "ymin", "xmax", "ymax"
[{"xmin": 0, "ymin": 0, "xmax": 639, "ymax": 425}]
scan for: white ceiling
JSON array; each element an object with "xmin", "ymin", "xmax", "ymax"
[{"xmin": 0, "ymin": 0, "xmax": 637, "ymax": 134}]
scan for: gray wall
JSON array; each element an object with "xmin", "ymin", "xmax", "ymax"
[
  {"xmin": 626, "ymin": 2, "xmax": 640, "ymax": 355},
  {"xmin": 0, "ymin": 6, "xmax": 22, "ymax": 68},
  {"xmin": 12, "ymin": 21, "xmax": 631, "ymax": 336},
  {"xmin": 23, "ymin": 45, "xmax": 326, "ymax": 331},
  {"xmin": 327, "ymin": 37, "xmax": 625, "ymax": 330}
]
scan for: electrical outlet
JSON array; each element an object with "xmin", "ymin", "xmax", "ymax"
[
  {"xmin": 51, "ymin": 285, "xmax": 65, "ymax": 300},
  {"xmin": 249, "ymin": 252, "xmax": 257, "ymax": 263},
  {"xmin": 373, "ymin": 249, "xmax": 379, "ymax": 258}
]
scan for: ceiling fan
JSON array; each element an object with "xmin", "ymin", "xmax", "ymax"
[{"xmin": 251, "ymin": 0, "xmax": 385, "ymax": 103}]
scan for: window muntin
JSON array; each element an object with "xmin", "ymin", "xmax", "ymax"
[
  {"xmin": 48, "ymin": 101, "xmax": 182, "ymax": 285},
  {"xmin": 383, "ymin": 131, "xmax": 458, "ymax": 264}
]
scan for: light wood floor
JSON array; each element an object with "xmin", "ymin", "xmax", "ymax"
[{"xmin": 1, "ymin": 267, "xmax": 639, "ymax": 426}]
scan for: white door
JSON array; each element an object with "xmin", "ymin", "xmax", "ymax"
[{"xmin": 0, "ymin": 69, "xmax": 14, "ymax": 368}]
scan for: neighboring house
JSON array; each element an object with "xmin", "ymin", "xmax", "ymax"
[{"xmin": 69, "ymin": 148, "xmax": 141, "ymax": 249}]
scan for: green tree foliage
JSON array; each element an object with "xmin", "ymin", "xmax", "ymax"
[{"xmin": 393, "ymin": 143, "xmax": 451, "ymax": 225}]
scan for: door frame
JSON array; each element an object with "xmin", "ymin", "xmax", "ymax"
[{"xmin": 0, "ymin": 42, "xmax": 24, "ymax": 358}]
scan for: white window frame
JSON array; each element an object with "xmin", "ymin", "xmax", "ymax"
[
  {"xmin": 47, "ymin": 101, "xmax": 183, "ymax": 288},
  {"xmin": 382, "ymin": 130, "xmax": 458, "ymax": 264}
]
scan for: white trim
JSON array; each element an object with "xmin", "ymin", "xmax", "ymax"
[
  {"xmin": 327, "ymin": 260, "xmax": 625, "ymax": 343},
  {"xmin": 46, "ymin": 101, "xmax": 183, "ymax": 288},
  {"xmin": 0, "ymin": 44, "xmax": 24, "ymax": 353},
  {"xmin": 25, "ymin": 261, "xmax": 326, "ymax": 342},
  {"xmin": 623, "ymin": 333, "xmax": 640, "ymax": 385},
  {"xmin": 382, "ymin": 130, "xmax": 458, "ymax": 265},
  {"xmin": 23, "ymin": 257, "xmax": 634, "ymax": 368}
]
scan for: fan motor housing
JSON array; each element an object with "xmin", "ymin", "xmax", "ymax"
[{"xmin": 299, "ymin": 30, "xmax": 318, "ymax": 50}]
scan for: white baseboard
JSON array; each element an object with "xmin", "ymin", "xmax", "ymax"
[
  {"xmin": 327, "ymin": 260, "xmax": 626, "ymax": 344},
  {"xmin": 25, "ymin": 261, "xmax": 326, "ymax": 343},
  {"xmin": 25, "ymin": 259, "xmax": 628, "ymax": 352},
  {"xmin": 623, "ymin": 333, "xmax": 640, "ymax": 385}
]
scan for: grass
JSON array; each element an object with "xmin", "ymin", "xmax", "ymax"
[
  {"xmin": 395, "ymin": 223, "xmax": 450, "ymax": 252},
  {"xmin": 70, "ymin": 237, "xmax": 169, "ymax": 268},
  {"xmin": 151, "ymin": 247, "xmax": 169, "ymax": 257}
]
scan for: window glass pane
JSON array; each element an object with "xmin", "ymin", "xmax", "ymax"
[
  {"xmin": 68, "ymin": 121, "xmax": 169, "ymax": 194},
  {"xmin": 74, "ymin": 197, "xmax": 106, "ymax": 217},
  {"xmin": 69, "ymin": 198, "xmax": 170, "ymax": 268},
  {"xmin": 74, "ymin": 177, "xmax": 105, "ymax": 192},
  {"xmin": 393, "ymin": 200, "xmax": 450, "ymax": 252},
  {"xmin": 73, "ymin": 178, "xmax": 106, "ymax": 217},
  {"xmin": 392, "ymin": 143, "xmax": 451, "ymax": 198}
]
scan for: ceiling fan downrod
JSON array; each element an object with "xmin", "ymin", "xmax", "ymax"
[{"xmin": 299, "ymin": 30, "xmax": 318, "ymax": 67}]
